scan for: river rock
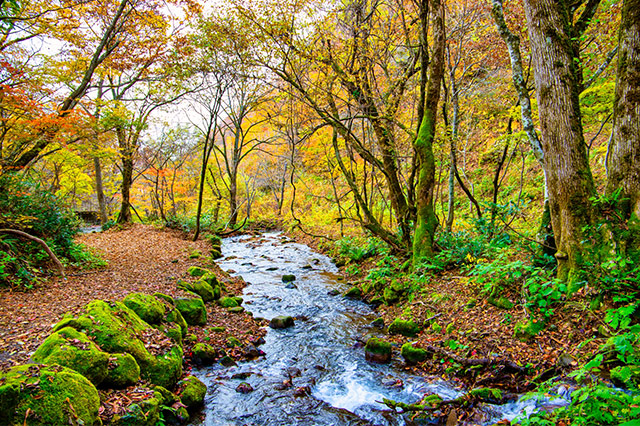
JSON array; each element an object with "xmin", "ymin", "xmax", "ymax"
[
  {"xmin": 294, "ymin": 386, "xmax": 311, "ymax": 397},
  {"xmin": 178, "ymin": 279, "xmax": 218, "ymax": 302},
  {"xmin": 344, "ymin": 286, "xmax": 362, "ymax": 299},
  {"xmin": 327, "ymin": 289, "xmax": 340, "ymax": 296},
  {"xmin": 371, "ymin": 317, "xmax": 385, "ymax": 328},
  {"xmin": 236, "ymin": 382, "xmax": 254, "ymax": 393},
  {"xmin": 266, "ymin": 266, "xmax": 278, "ymax": 271},
  {"xmin": 401, "ymin": 342, "xmax": 428, "ymax": 364},
  {"xmin": 229, "ymin": 306, "xmax": 245, "ymax": 313},
  {"xmin": 220, "ymin": 356, "xmax": 237, "ymax": 367},
  {"xmin": 104, "ymin": 353, "xmax": 141, "ymax": 388},
  {"xmin": 0, "ymin": 364, "xmax": 101, "ymax": 426},
  {"xmin": 365, "ymin": 337, "xmax": 392, "ymax": 363},
  {"xmin": 282, "ymin": 274, "xmax": 296, "ymax": 282},
  {"xmin": 269, "ymin": 315, "xmax": 295, "ymax": 329},
  {"xmin": 187, "ymin": 266, "xmax": 209, "ymax": 277},
  {"xmin": 285, "ymin": 283, "xmax": 298, "ymax": 289},
  {"xmin": 243, "ymin": 344, "xmax": 262, "ymax": 359},
  {"xmin": 175, "ymin": 293, "xmax": 208, "ymax": 326},
  {"xmin": 192, "ymin": 342, "xmax": 218, "ymax": 365},
  {"xmin": 219, "ymin": 296, "xmax": 239, "ymax": 308}
]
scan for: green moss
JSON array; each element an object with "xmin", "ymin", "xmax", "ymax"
[
  {"xmin": 431, "ymin": 322, "xmax": 442, "ymax": 333},
  {"xmin": 282, "ymin": 274, "xmax": 296, "ymax": 282},
  {"xmin": 445, "ymin": 323, "xmax": 455, "ymax": 334},
  {"xmin": 201, "ymin": 272, "xmax": 220, "ymax": 288},
  {"xmin": 31, "ymin": 327, "xmax": 109, "ymax": 385},
  {"xmin": 123, "ymin": 292, "xmax": 166, "ymax": 324},
  {"xmin": 153, "ymin": 292, "xmax": 175, "ymax": 306},
  {"xmin": 218, "ymin": 296, "xmax": 239, "ymax": 308},
  {"xmin": 177, "ymin": 375, "xmax": 207, "ymax": 410},
  {"xmin": 365, "ymin": 337, "xmax": 392, "ymax": 363},
  {"xmin": 383, "ymin": 286, "xmax": 400, "ymax": 305},
  {"xmin": 401, "ymin": 343, "xmax": 428, "ymax": 364},
  {"xmin": 487, "ymin": 295, "xmax": 515, "ymax": 310},
  {"xmin": 388, "ymin": 318, "xmax": 421, "ymax": 337},
  {"xmin": 144, "ymin": 346, "xmax": 184, "ymax": 389},
  {"xmin": 175, "ymin": 293, "xmax": 207, "ymax": 326},
  {"xmin": 344, "ymin": 286, "xmax": 362, "ymax": 299},
  {"xmin": 0, "ymin": 364, "xmax": 101, "ymax": 426},
  {"xmin": 152, "ymin": 385, "xmax": 189, "ymax": 422},
  {"xmin": 112, "ymin": 397, "xmax": 160, "ymax": 426},
  {"xmin": 210, "ymin": 326, "xmax": 226, "ymax": 333},
  {"xmin": 104, "ymin": 353, "xmax": 140, "ymax": 388},
  {"xmin": 187, "ymin": 266, "xmax": 209, "ymax": 277},
  {"xmin": 610, "ymin": 365, "xmax": 640, "ymax": 391},
  {"xmin": 468, "ymin": 387, "xmax": 503, "ymax": 403},
  {"xmin": 226, "ymin": 336, "xmax": 242, "ymax": 347},
  {"xmin": 228, "ymin": 306, "xmax": 244, "ymax": 313},
  {"xmin": 192, "ymin": 343, "xmax": 217, "ymax": 364},
  {"xmin": 232, "ymin": 296, "xmax": 243, "ymax": 305},
  {"xmin": 178, "ymin": 279, "xmax": 216, "ymax": 302},
  {"xmin": 514, "ymin": 319, "xmax": 545, "ymax": 342},
  {"xmin": 164, "ymin": 305, "xmax": 188, "ymax": 338}
]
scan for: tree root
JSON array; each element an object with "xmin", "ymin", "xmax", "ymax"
[{"xmin": 0, "ymin": 229, "xmax": 65, "ymax": 277}]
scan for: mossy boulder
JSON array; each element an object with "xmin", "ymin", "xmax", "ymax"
[
  {"xmin": 104, "ymin": 353, "xmax": 141, "ymax": 388},
  {"xmin": 178, "ymin": 279, "xmax": 217, "ymax": 302},
  {"xmin": 365, "ymin": 337, "xmax": 392, "ymax": 363},
  {"xmin": 383, "ymin": 280, "xmax": 406, "ymax": 305},
  {"xmin": 192, "ymin": 343, "xmax": 218, "ymax": 365},
  {"xmin": 177, "ymin": 375, "xmax": 207, "ymax": 410},
  {"xmin": 229, "ymin": 306, "xmax": 245, "ymax": 313},
  {"xmin": 124, "ymin": 292, "xmax": 166, "ymax": 324},
  {"xmin": 111, "ymin": 396, "xmax": 160, "ymax": 426},
  {"xmin": 219, "ymin": 296, "xmax": 239, "ymax": 308},
  {"xmin": 201, "ymin": 272, "xmax": 220, "ymax": 287},
  {"xmin": 467, "ymin": 387, "xmax": 504, "ymax": 403},
  {"xmin": 487, "ymin": 295, "xmax": 515, "ymax": 310},
  {"xmin": 53, "ymin": 300, "xmax": 183, "ymax": 388},
  {"xmin": 269, "ymin": 316, "xmax": 294, "ymax": 329},
  {"xmin": 388, "ymin": 318, "xmax": 421, "ymax": 337},
  {"xmin": 154, "ymin": 386, "xmax": 189, "ymax": 423},
  {"xmin": 164, "ymin": 304, "xmax": 188, "ymax": 338},
  {"xmin": 175, "ymin": 293, "xmax": 207, "ymax": 326},
  {"xmin": 401, "ymin": 343, "xmax": 428, "ymax": 364},
  {"xmin": 31, "ymin": 327, "xmax": 109, "ymax": 385},
  {"xmin": 187, "ymin": 266, "xmax": 209, "ymax": 277},
  {"xmin": 344, "ymin": 286, "xmax": 362, "ymax": 299},
  {"xmin": 0, "ymin": 364, "xmax": 101, "ymax": 426},
  {"xmin": 226, "ymin": 336, "xmax": 243, "ymax": 347},
  {"xmin": 210, "ymin": 249, "xmax": 223, "ymax": 259}
]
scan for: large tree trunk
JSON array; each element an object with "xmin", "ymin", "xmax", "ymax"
[
  {"xmin": 606, "ymin": 0, "xmax": 640, "ymax": 254},
  {"xmin": 413, "ymin": 0, "xmax": 445, "ymax": 263},
  {"xmin": 117, "ymin": 129, "xmax": 134, "ymax": 224},
  {"xmin": 523, "ymin": 0, "xmax": 597, "ymax": 282},
  {"xmin": 229, "ymin": 171, "xmax": 238, "ymax": 227}
]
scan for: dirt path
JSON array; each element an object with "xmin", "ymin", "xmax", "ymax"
[{"xmin": 0, "ymin": 224, "xmax": 228, "ymax": 369}]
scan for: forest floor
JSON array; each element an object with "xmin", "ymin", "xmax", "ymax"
[{"xmin": 0, "ymin": 224, "xmax": 264, "ymax": 371}]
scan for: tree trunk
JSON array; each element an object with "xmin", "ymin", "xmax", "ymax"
[
  {"xmin": 523, "ymin": 0, "xmax": 596, "ymax": 282},
  {"xmin": 413, "ymin": 0, "xmax": 445, "ymax": 263},
  {"xmin": 94, "ymin": 156, "xmax": 108, "ymax": 224},
  {"xmin": 117, "ymin": 129, "xmax": 134, "ymax": 224},
  {"xmin": 606, "ymin": 0, "xmax": 640, "ymax": 254},
  {"xmin": 229, "ymin": 171, "xmax": 238, "ymax": 227}
]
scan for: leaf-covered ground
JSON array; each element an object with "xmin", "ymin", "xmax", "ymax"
[{"xmin": 0, "ymin": 224, "xmax": 263, "ymax": 370}]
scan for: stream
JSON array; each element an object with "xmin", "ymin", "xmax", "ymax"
[{"xmin": 192, "ymin": 233, "xmax": 561, "ymax": 425}]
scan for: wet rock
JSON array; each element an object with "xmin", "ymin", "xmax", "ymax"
[
  {"xmin": 294, "ymin": 386, "xmax": 311, "ymax": 397},
  {"xmin": 371, "ymin": 317, "xmax": 385, "ymax": 328},
  {"xmin": 243, "ymin": 344, "xmax": 262, "ymax": 359},
  {"xmin": 388, "ymin": 318, "xmax": 421, "ymax": 337},
  {"xmin": 286, "ymin": 367, "xmax": 302, "ymax": 378},
  {"xmin": 274, "ymin": 382, "xmax": 291, "ymax": 390},
  {"xmin": 344, "ymin": 286, "xmax": 362, "ymax": 299},
  {"xmin": 232, "ymin": 372, "xmax": 253, "ymax": 380},
  {"xmin": 327, "ymin": 289, "xmax": 340, "ymax": 296},
  {"xmin": 250, "ymin": 336, "xmax": 266, "ymax": 346},
  {"xmin": 296, "ymin": 315, "xmax": 309, "ymax": 321},
  {"xmin": 382, "ymin": 378, "xmax": 404, "ymax": 388},
  {"xmin": 192, "ymin": 342, "xmax": 218, "ymax": 365},
  {"xmin": 285, "ymin": 283, "xmax": 298, "ymax": 289},
  {"xmin": 302, "ymin": 264, "xmax": 313, "ymax": 270},
  {"xmin": 365, "ymin": 337, "xmax": 392, "ymax": 363},
  {"xmin": 219, "ymin": 356, "xmax": 237, "ymax": 367},
  {"xmin": 269, "ymin": 315, "xmax": 295, "ymax": 329},
  {"xmin": 314, "ymin": 365, "xmax": 325, "ymax": 371},
  {"xmin": 236, "ymin": 382, "xmax": 254, "ymax": 393},
  {"xmin": 266, "ymin": 267, "xmax": 278, "ymax": 271},
  {"xmin": 282, "ymin": 274, "xmax": 296, "ymax": 283}
]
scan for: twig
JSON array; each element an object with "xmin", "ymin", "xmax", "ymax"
[{"xmin": 0, "ymin": 229, "xmax": 65, "ymax": 277}]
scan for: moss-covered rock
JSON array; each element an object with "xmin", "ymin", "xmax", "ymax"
[
  {"xmin": 104, "ymin": 353, "xmax": 140, "ymax": 388},
  {"xmin": 344, "ymin": 286, "xmax": 362, "ymax": 299},
  {"xmin": 388, "ymin": 318, "xmax": 421, "ymax": 337},
  {"xmin": 53, "ymin": 300, "xmax": 183, "ymax": 388},
  {"xmin": 514, "ymin": 319, "xmax": 545, "ymax": 342},
  {"xmin": 0, "ymin": 364, "xmax": 101, "ymax": 426},
  {"xmin": 226, "ymin": 336, "xmax": 243, "ymax": 347},
  {"xmin": 282, "ymin": 274, "xmax": 296, "ymax": 283},
  {"xmin": 111, "ymin": 396, "xmax": 160, "ymax": 426},
  {"xmin": 192, "ymin": 343, "xmax": 217, "ymax": 365},
  {"xmin": 178, "ymin": 279, "xmax": 216, "ymax": 302},
  {"xmin": 175, "ymin": 293, "xmax": 207, "ymax": 326},
  {"xmin": 164, "ymin": 304, "xmax": 188, "ymax": 338},
  {"xmin": 187, "ymin": 266, "xmax": 209, "ymax": 277},
  {"xmin": 177, "ymin": 375, "xmax": 207, "ymax": 410},
  {"xmin": 269, "ymin": 316, "xmax": 294, "ymax": 329},
  {"xmin": 218, "ymin": 296, "xmax": 239, "ymax": 308},
  {"xmin": 365, "ymin": 337, "xmax": 392, "ymax": 363},
  {"xmin": 467, "ymin": 387, "xmax": 504, "ymax": 403},
  {"xmin": 229, "ymin": 306, "xmax": 245, "ymax": 313},
  {"xmin": 401, "ymin": 343, "xmax": 428, "ymax": 364},
  {"xmin": 154, "ymin": 386, "xmax": 189, "ymax": 423},
  {"xmin": 123, "ymin": 292, "xmax": 166, "ymax": 324},
  {"xmin": 610, "ymin": 365, "xmax": 640, "ymax": 391},
  {"xmin": 154, "ymin": 292, "xmax": 175, "ymax": 306},
  {"xmin": 31, "ymin": 327, "xmax": 109, "ymax": 385},
  {"xmin": 201, "ymin": 272, "xmax": 220, "ymax": 288},
  {"xmin": 487, "ymin": 295, "xmax": 515, "ymax": 310}
]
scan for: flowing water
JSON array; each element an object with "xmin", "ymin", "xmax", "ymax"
[{"xmin": 193, "ymin": 233, "xmax": 565, "ymax": 425}]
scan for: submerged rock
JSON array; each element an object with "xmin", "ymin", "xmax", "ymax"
[
  {"xmin": 0, "ymin": 364, "xmax": 101, "ymax": 426},
  {"xmin": 236, "ymin": 382, "xmax": 254, "ymax": 394},
  {"xmin": 365, "ymin": 337, "xmax": 392, "ymax": 363},
  {"xmin": 269, "ymin": 315, "xmax": 295, "ymax": 329}
]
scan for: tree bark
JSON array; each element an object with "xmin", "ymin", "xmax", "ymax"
[
  {"xmin": 413, "ymin": 0, "xmax": 445, "ymax": 263},
  {"xmin": 523, "ymin": 0, "xmax": 597, "ymax": 282},
  {"xmin": 606, "ymin": 0, "xmax": 640, "ymax": 253}
]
